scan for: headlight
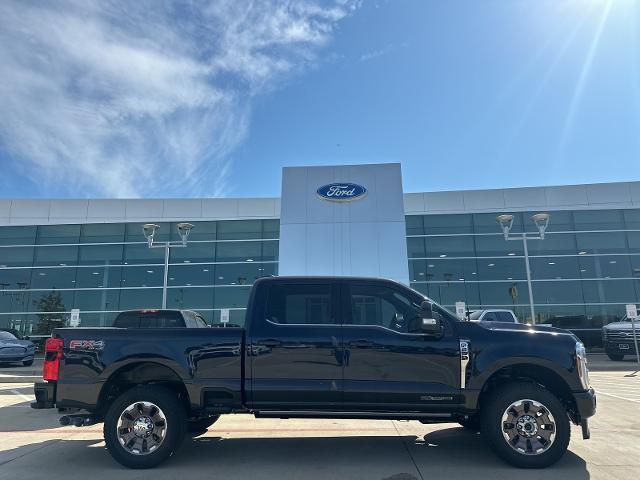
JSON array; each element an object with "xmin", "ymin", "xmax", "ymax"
[{"xmin": 575, "ymin": 341, "xmax": 589, "ymax": 389}]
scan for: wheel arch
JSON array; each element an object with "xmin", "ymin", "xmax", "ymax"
[
  {"xmin": 98, "ymin": 361, "xmax": 190, "ymax": 415},
  {"xmin": 475, "ymin": 363, "xmax": 579, "ymax": 423}
]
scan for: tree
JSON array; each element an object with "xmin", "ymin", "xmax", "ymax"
[{"xmin": 33, "ymin": 290, "xmax": 67, "ymax": 335}]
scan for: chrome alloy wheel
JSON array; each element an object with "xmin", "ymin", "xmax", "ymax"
[
  {"xmin": 501, "ymin": 399, "xmax": 556, "ymax": 456},
  {"xmin": 116, "ymin": 401, "xmax": 167, "ymax": 456}
]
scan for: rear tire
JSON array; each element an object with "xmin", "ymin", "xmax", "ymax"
[
  {"xmin": 104, "ymin": 385, "xmax": 186, "ymax": 469},
  {"xmin": 187, "ymin": 415, "xmax": 220, "ymax": 433},
  {"xmin": 607, "ymin": 353, "xmax": 624, "ymax": 361},
  {"xmin": 481, "ymin": 382, "xmax": 570, "ymax": 468}
]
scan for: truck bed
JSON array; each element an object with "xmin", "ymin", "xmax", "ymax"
[{"xmin": 53, "ymin": 327, "xmax": 245, "ymax": 413}]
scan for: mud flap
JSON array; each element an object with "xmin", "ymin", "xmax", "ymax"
[{"xmin": 581, "ymin": 418, "xmax": 590, "ymax": 439}]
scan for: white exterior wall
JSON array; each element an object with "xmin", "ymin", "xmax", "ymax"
[
  {"xmin": 403, "ymin": 181, "xmax": 640, "ymax": 215},
  {"xmin": 0, "ymin": 198, "xmax": 279, "ymax": 226},
  {"xmin": 278, "ymin": 163, "xmax": 410, "ymax": 285},
  {"xmin": 1, "ymin": 176, "xmax": 639, "ymax": 227}
]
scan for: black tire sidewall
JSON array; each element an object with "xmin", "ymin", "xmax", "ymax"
[
  {"xmin": 23, "ymin": 360, "xmax": 34, "ymax": 366},
  {"xmin": 607, "ymin": 354, "xmax": 624, "ymax": 361},
  {"xmin": 481, "ymin": 383, "xmax": 570, "ymax": 468},
  {"xmin": 104, "ymin": 385, "xmax": 186, "ymax": 469}
]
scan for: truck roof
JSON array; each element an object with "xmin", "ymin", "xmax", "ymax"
[{"xmin": 254, "ymin": 275, "xmax": 403, "ymax": 284}]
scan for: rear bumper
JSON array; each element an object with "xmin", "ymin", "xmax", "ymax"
[
  {"xmin": 573, "ymin": 387, "xmax": 596, "ymax": 420},
  {"xmin": 31, "ymin": 381, "xmax": 56, "ymax": 409}
]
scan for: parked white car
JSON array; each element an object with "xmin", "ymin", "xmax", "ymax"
[{"xmin": 469, "ymin": 309, "xmax": 519, "ymax": 323}]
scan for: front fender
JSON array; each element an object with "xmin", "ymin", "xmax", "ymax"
[{"xmin": 468, "ymin": 355, "xmax": 582, "ymax": 392}]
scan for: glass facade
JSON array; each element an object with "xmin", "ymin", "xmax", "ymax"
[
  {"xmin": 0, "ymin": 220, "xmax": 278, "ymax": 332},
  {"xmin": 407, "ymin": 209, "xmax": 640, "ymax": 346},
  {"xmin": 1, "ymin": 206, "xmax": 638, "ymax": 347}
]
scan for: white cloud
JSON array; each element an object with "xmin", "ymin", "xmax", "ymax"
[
  {"xmin": 0, "ymin": 0, "xmax": 359, "ymax": 197},
  {"xmin": 359, "ymin": 44, "xmax": 394, "ymax": 62}
]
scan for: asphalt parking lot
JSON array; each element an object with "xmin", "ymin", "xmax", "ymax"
[{"xmin": 0, "ymin": 357, "xmax": 638, "ymax": 480}]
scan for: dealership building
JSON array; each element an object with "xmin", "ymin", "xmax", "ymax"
[{"xmin": 1, "ymin": 163, "xmax": 639, "ymax": 346}]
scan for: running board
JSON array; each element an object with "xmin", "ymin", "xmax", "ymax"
[{"xmin": 253, "ymin": 410, "xmax": 454, "ymax": 421}]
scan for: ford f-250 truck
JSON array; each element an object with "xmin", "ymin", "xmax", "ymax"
[{"xmin": 32, "ymin": 276, "xmax": 596, "ymax": 469}]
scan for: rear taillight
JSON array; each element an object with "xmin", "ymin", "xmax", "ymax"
[{"xmin": 43, "ymin": 337, "xmax": 64, "ymax": 382}]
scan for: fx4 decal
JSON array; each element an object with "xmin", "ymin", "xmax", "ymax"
[{"xmin": 69, "ymin": 340, "xmax": 105, "ymax": 351}]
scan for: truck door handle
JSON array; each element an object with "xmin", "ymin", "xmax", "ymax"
[
  {"xmin": 259, "ymin": 339, "xmax": 282, "ymax": 347},
  {"xmin": 349, "ymin": 339, "xmax": 374, "ymax": 348}
]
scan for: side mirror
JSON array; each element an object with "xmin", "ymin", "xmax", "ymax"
[{"xmin": 409, "ymin": 301, "xmax": 443, "ymax": 335}]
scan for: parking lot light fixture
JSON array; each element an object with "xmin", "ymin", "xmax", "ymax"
[
  {"xmin": 531, "ymin": 213, "xmax": 550, "ymax": 239},
  {"xmin": 497, "ymin": 213, "xmax": 551, "ymax": 325},
  {"xmin": 497, "ymin": 214, "xmax": 514, "ymax": 240},
  {"xmin": 142, "ymin": 222, "xmax": 195, "ymax": 308},
  {"xmin": 142, "ymin": 224, "xmax": 160, "ymax": 248},
  {"xmin": 177, "ymin": 223, "xmax": 194, "ymax": 246}
]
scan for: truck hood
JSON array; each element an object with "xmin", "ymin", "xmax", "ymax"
[
  {"xmin": 0, "ymin": 339, "xmax": 34, "ymax": 349},
  {"xmin": 603, "ymin": 321, "xmax": 640, "ymax": 331},
  {"xmin": 477, "ymin": 321, "xmax": 575, "ymax": 337}
]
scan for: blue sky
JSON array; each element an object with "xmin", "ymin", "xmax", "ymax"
[{"xmin": 1, "ymin": 0, "xmax": 639, "ymax": 198}]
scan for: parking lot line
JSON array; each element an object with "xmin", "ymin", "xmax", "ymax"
[
  {"xmin": 596, "ymin": 390, "xmax": 640, "ymax": 404},
  {"xmin": 10, "ymin": 389, "xmax": 33, "ymax": 402}
]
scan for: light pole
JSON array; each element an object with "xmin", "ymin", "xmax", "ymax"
[
  {"xmin": 497, "ymin": 213, "xmax": 550, "ymax": 324},
  {"xmin": 143, "ymin": 223, "xmax": 194, "ymax": 309}
]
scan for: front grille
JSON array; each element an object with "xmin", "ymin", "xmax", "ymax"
[{"xmin": 605, "ymin": 331, "xmax": 638, "ymax": 341}]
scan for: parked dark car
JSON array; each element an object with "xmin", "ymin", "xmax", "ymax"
[
  {"xmin": 602, "ymin": 317, "xmax": 640, "ymax": 361},
  {"xmin": 0, "ymin": 331, "xmax": 36, "ymax": 366},
  {"xmin": 0, "ymin": 328, "xmax": 26, "ymax": 339},
  {"xmin": 112, "ymin": 309, "xmax": 208, "ymax": 328},
  {"xmin": 33, "ymin": 276, "xmax": 595, "ymax": 470}
]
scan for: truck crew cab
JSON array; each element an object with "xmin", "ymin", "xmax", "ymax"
[{"xmin": 32, "ymin": 276, "xmax": 596, "ymax": 469}]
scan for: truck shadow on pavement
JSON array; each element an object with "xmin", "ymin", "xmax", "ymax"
[
  {"xmin": 174, "ymin": 427, "xmax": 589, "ymax": 480},
  {"xmin": 0, "ymin": 429, "xmax": 590, "ymax": 480},
  {"xmin": 0, "ymin": 403, "xmax": 64, "ymax": 432},
  {"xmin": 0, "ymin": 385, "xmax": 62, "ymax": 432}
]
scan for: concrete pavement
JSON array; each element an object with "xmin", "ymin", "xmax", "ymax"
[{"xmin": 0, "ymin": 370, "xmax": 638, "ymax": 480}]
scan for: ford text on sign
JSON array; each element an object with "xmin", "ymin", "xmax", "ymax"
[{"xmin": 316, "ymin": 183, "xmax": 367, "ymax": 201}]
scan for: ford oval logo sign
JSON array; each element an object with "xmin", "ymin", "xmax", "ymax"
[{"xmin": 317, "ymin": 183, "xmax": 367, "ymax": 202}]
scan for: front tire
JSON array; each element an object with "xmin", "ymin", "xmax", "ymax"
[
  {"xmin": 607, "ymin": 353, "xmax": 624, "ymax": 361},
  {"xmin": 104, "ymin": 385, "xmax": 186, "ymax": 469},
  {"xmin": 22, "ymin": 359, "xmax": 34, "ymax": 366},
  {"xmin": 481, "ymin": 383, "xmax": 570, "ymax": 468}
]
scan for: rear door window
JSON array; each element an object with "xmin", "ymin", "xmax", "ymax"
[{"xmin": 265, "ymin": 283, "xmax": 334, "ymax": 325}]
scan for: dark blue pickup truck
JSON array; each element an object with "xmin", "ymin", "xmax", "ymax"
[{"xmin": 33, "ymin": 276, "xmax": 595, "ymax": 469}]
